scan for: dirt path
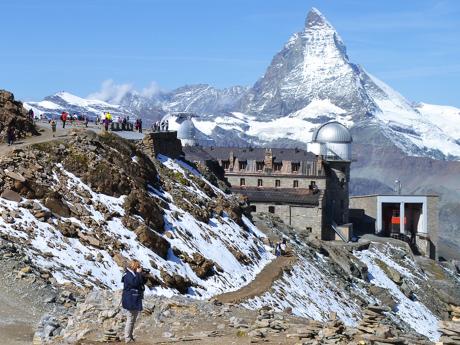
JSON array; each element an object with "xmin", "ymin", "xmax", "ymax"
[
  {"xmin": 0, "ymin": 122, "xmax": 74, "ymax": 156},
  {"xmin": 215, "ymin": 255, "xmax": 296, "ymax": 304}
]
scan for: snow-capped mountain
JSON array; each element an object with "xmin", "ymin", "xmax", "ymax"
[
  {"xmin": 25, "ymin": 91, "xmax": 134, "ymax": 120},
  {"xmin": 25, "ymin": 8, "xmax": 460, "ymax": 161}
]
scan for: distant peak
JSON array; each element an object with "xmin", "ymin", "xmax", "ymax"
[{"xmin": 305, "ymin": 7, "xmax": 333, "ymax": 30}]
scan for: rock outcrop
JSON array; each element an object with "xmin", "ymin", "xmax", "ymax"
[{"xmin": 0, "ymin": 90, "xmax": 38, "ymax": 142}]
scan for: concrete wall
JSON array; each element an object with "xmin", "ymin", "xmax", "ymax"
[
  {"xmin": 427, "ymin": 196, "xmax": 439, "ymax": 260},
  {"xmin": 349, "ymin": 195, "xmax": 378, "ymax": 235}
]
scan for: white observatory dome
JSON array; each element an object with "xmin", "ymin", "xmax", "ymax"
[
  {"xmin": 177, "ymin": 118, "xmax": 197, "ymax": 146},
  {"xmin": 308, "ymin": 121, "xmax": 352, "ymax": 161},
  {"xmin": 311, "ymin": 121, "xmax": 353, "ymax": 143}
]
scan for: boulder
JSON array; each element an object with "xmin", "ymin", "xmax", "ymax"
[
  {"xmin": 135, "ymin": 225, "xmax": 170, "ymax": 259},
  {"xmin": 1, "ymin": 189, "xmax": 21, "ymax": 202},
  {"xmin": 160, "ymin": 270, "xmax": 192, "ymax": 294},
  {"xmin": 375, "ymin": 258, "xmax": 402, "ymax": 285},
  {"xmin": 44, "ymin": 197, "xmax": 71, "ymax": 217}
]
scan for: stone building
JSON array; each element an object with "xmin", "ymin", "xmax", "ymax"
[
  {"xmin": 349, "ymin": 194, "xmax": 439, "ymax": 259},
  {"xmin": 184, "ymin": 121, "xmax": 354, "ymax": 241}
]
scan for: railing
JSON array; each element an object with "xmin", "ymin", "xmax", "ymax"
[{"xmin": 331, "ymin": 221, "xmax": 348, "ymax": 243}]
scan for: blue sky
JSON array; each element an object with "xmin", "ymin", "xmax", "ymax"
[{"xmin": 1, "ymin": 0, "xmax": 459, "ymax": 106}]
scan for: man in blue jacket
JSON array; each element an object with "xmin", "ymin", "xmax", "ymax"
[{"xmin": 122, "ymin": 260, "xmax": 146, "ymax": 343}]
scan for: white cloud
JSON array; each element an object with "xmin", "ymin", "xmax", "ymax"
[
  {"xmin": 88, "ymin": 79, "xmax": 161, "ymax": 104},
  {"xmin": 140, "ymin": 81, "xmax": 160, "ymax": 98},
  {"xmin": 88, "ymin": 79, "xmax": 133, "ymax": 104}
]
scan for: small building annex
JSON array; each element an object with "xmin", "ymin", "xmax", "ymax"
[{"xmin": 349, "ymin": 194, "xmax": 439, "ymax": 259}]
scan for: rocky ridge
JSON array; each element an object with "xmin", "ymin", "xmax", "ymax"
[{"xmin": 0, "ymin": 131, "xmax": 459, "ymax": 344}]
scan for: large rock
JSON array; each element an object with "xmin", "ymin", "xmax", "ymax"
[
  {"xmin": 124, "ymin": 190, "xmax": 164, "ymax": 230},
  {"xmin": 1, "ymin": 189, "xmax": 21, "ymax": 202},
  {"xmin": 44, "ymin": 196, "xmax": 71, "ymax": 217},
  {"xmin": 0, "ymin": 90, "xmax": 38, "ymax": 142},
  {"xmin": 160, "ymin": 270, "xmax": 192, "ymax": 294},
  {"xmin": 134, "ymin": 225, "xmax": 170, "ymax": 259}
]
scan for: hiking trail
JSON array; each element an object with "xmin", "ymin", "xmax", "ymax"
[{"xmin": 214, "ymin": 255, "xmax": 296, "ymax": 304}]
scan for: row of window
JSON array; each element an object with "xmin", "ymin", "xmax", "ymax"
[
  {"xmin": 250, "ymin": 205, "xmax": 276, "ymax": 213},
  {"xmin": 240, "ymin": 179, "xmax": 317, "ymax": 189},
  {"xmin": 223, "ymin": 161, "xmax": 302, "ymax": 172}
]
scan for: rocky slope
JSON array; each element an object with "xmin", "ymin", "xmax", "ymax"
[{"xmin": 0, "ymin": 131, "xmax": 459, "ymax": 344}]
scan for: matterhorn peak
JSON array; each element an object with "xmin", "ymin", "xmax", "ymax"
[{"xmin": 305, "ymin": 7, "xmax": 334, "ymax": 31}]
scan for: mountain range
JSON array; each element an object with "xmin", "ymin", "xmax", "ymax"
[{"xmin": 24, "ymin": 8, "xmax": 460, "ymax": 258}]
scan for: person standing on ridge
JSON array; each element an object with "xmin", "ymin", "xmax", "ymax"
[
  {"xmin": 122, "ymin": 260, "xmax": 146, "ymax": 343},
  {"xmin": 60, "ymin": 112, "xmax": 67, "ymax": 128},
  {"xmin": 7, "ymin": 125, "xmax": 15, "ymax": 146},
  {"xmin": 51, "ymin": 119, "xmax": 57, "ymax": 137},
  {"xmin": 138, "ymin": 118, "xmax": 142, "ymax": 133}
]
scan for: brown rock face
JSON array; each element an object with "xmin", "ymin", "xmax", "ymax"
[
  {"xmin": 124, "ymin": 190, "xmax": 164, "ymax": 230},
  {"xmin": 44, "ymin": 196, "xmax": 71, "ymax": 218},
  {"xmin": 160, "ymin": 269, "xmax": 192, "ymax": 294},
  {"xmin": 0, "ymin": 90, "xmax": 38, "ymax": 142},
  {"xmin": 134, "ymin": 225, "xmax": 170, "ymax": 259}
]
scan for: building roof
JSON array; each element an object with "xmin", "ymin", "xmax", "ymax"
[
  {"xmin": 230, "ymin": 187, "xmax": 320, "ymax": 205},
  {"xmin": 311, "ymin": 121, "xmax": 352, "ymax": 144},
  {"xmin": 183, "ymin": 146, "xmax": 317, "ymax": 163},
  {"xmin": 350, "ymin": 194, "xmax": 439, "ymax": 198}
]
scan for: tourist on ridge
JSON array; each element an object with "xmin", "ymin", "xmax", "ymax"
[
  {"xmin": 84, "ymin": 115, "xmax": 89, "ymax": 128},
  {"xmin": 165, "ymin": 120, "xmax": 169, "ymax": 131},
  {"xmin": 280, "ymin": 238, "xmax": 287, "ymax": 256},
  {"xmin": 51, "ymin": 119, "xmax": 57, "ymax": 137},
  {"xmin": 275, "ymin": 242, "xmax": 281, "ymax": 257},
  {"xmin": 138, "ymin": 118, "xmax": 143, "ymax": 133},
  {"xmin": 122, "ymin": 259, "xmax": 146, "ymax": 343},
  {"xmin": 60, "ymin": 112, "xmax": 67, "ymax": 128},
  {"xmin": 7, "ymin": 126, "xmax": 15, "ymax": 146}
]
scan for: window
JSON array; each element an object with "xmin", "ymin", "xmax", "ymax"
[
  {"xmin": 293, "ymin": 180, "xmax": 299, "ymax": 188},
  {"xmin": 273, "ymin": 162, "xmax": 282, "ymax": 172},
  {"xmin": 257, "ymin": 179, "xmax": 263, "ymax": 187},
  {"xmin": 240, "ymin": 178, "xmax": 245, "ymax": 186},
  {"xmin": 250, "ymin": 205, "xmax": 256, "ymax": 212},
  {"xmin": 268, "ymin": 206, "xmax": 275, "ymax": 213},
  {"xmin": 239, "ymin": 161, "xmax": 247, "ymax": 170},
  {"xmin": 309, "ymin": 181, "xmax": 317, "ymax": 190},
  {"xmin": 275, "ymin": 179, "xmax": 281, "ymax": 187},
  {"xmin": 256, "ymin": 161, "xmax": 264, "ymax": 171},
  {"xmin": 306, "ymin": 227, "xmax": 312, "ymax": 233},
  {"xmin": 222, "ymin": 160, "xmax": 230, "ymax": 170},
  {"xmin": 291, "ymin": 163, "xmax": 300, "ymax": 173}
]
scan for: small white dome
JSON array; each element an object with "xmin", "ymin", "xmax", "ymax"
[
  {"xmin": 177, "ymin": 119, "xmax": 196, "ymax": 140},
  {"xmin": 311, "ymin": 121, "xmax": 352, "ymax": 143}
]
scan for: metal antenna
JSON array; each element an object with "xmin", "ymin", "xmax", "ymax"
[{"xmin": 394, "ymin": 179, "xmax": 402, "ymax": 195}]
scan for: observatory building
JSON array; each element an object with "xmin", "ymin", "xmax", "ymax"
[{"xmin": 184, "ymin": 121, "xmax": 353, "ymax": 241}]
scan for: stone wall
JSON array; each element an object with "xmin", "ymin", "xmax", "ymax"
[
  {"xmin": 251, "ymin": 200, "xmax": 323, "ymax": 238},
  {"xmin": 141, "ymin": 131, "xmax": 183, "ymax": 159},
  {"xmin": 323, "ymin": 161, "xmax": 351, "ymax": 240}
]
